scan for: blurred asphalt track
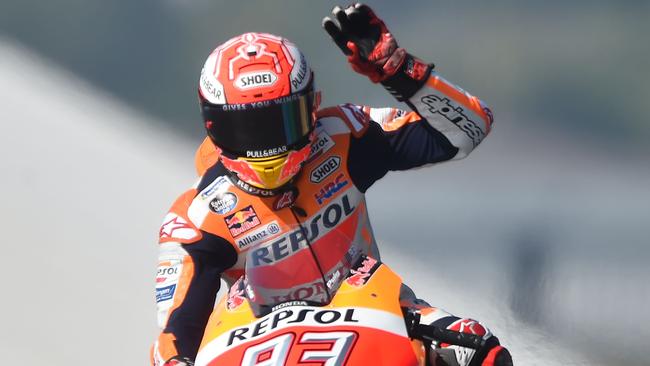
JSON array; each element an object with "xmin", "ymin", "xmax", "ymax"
[{"xmin": 2, "ymin": 38, "xmax": 647, "ymax": 365}]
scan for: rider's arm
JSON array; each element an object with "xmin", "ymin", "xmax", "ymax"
[
  {"xmin": 324, "ymin": 4, "xmax": 493, "ymax": 192},
  {"xmin": 346, "ymin": 67, "xmax": 492, "ymax": 192},
  {"xmin": 152, "ymin": 190, "xmax": 238, "ymax": 364}
]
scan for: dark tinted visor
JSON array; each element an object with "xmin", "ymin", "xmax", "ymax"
[{"xmin": 202, "ymin": 91, "xmax": 315, "ymax": 157}]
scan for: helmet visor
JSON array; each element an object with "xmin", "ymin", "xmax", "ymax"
[{"xmin": 202, "ymin": 91, "xmax": 315, "ymax": 158}]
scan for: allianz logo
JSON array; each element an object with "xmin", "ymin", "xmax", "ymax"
[{"xmin": 237, "ymin": 221, "xmax": 281, "ymax": 249}]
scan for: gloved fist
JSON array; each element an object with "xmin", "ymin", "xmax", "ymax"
[
  {"xmin": 323, "ymin": 3, "xmax": 432, "ymax": 101},
  {"xmin": 163, "ymin": 356, "xmax": 194, "ymax": 366},
  {"xmin": 322, "ymin": 3, "xmax": 406, "ymax": 83}
]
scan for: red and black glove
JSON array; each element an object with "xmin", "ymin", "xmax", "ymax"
[{"xmin": 322, "ymin": 3, "xmax": 432, "ymax": 100}]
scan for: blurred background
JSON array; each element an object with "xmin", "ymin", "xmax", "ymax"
[{"xmin": 1, "ymin": 0, "xmax": 648, "ymax": 365}]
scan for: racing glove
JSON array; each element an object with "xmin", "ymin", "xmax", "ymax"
[{"xmin": 323, "ymin": 3, "xmax": 433, "ymax": 101}]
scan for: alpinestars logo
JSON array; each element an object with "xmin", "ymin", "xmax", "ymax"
[
  {"xmin": 420, "ymin": 95, "xmax": 486, "ymax": 147},
  {"xmin": 158, "ymin": 213, "xmax": 200, "ymax": 243},
  {"xmin": 273, "ymin": 190, "xmax": 296, "ymax": 211}
]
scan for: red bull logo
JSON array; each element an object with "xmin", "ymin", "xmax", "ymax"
[{"xmin": 224, "ymin": 205, "xmax": 261, "ymax": 237}]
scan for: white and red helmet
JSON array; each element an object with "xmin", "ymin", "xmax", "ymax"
[{"xmin": 199, "ymin": 33, "xmax": 318, "ymax": 190}]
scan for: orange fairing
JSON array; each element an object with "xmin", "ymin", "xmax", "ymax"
[{"xmin": 195, "ymin": 263, "xmax": 426, "ymax": 366}]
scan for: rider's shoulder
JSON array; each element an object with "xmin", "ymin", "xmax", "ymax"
[
  {"xmin": 316, "ymin": 103, "xmax": 371, "ymax": 138},
  {"xmin": 195, "ymin": 137, "xmax": 220, "ymax": 177}
]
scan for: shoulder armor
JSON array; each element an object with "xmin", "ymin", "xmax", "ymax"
[
  {"xmin": 195, "ymin": 137, "xmax": 220, "ymax": 176},
  {"xmin": 158, "ymin": 189, "xmax": 202, "ymax": 244}
]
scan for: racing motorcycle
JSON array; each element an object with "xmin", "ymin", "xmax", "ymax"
[{"xmin": 194, "ymin": 228, "xmax": 485, "ymax": 366}]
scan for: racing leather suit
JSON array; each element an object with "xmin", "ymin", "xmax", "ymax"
[{"xmin": 152, "ymin": 70, "xmax": 501, "ymax": 365}]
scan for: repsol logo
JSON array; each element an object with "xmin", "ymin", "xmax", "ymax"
[
  {"xmin": 310, "ymin": 156, "xmax": 341, "ymax": 183},
  {"xmin": 227, "ymin": 307, "xmax": 359, "ymax": 346},
  {"xmin": 250, "ymin": 194, "xmax": 355, "ymax": 267},
  {"xmin": 157, "ymin": 266, "xmax": 178, "ymax": 276},
  {"xmin": 235, "ymin": 71, "xmax": 278, "ymax": 90},
  {"xmin": 420, "ymin": 95, "xmax": 485, "ymax": 147},
  {"xmin": 307, "ymin": 131, "xmax": 335, "ymax": 162},
  {"xmin": 235, "ymin": 180, "xmax": 276, "ymax": 196}
]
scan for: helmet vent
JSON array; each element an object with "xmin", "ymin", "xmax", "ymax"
[{"xmin": 246, "ymin": 45, "xmax": 258, "ymax": 57}]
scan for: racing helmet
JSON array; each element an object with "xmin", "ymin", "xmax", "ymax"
[{"xmin": 199, "ymin": 32, "xmax": 318, "ymax": 190}]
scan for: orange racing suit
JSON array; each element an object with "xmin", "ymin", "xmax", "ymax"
[{"xmin": 152, "ymin": 70, "xmax": 498, "ymax": 364}]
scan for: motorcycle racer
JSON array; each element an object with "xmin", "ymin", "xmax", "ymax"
[{"xmin": 152, "ymin": 4, "xmax": 511, "ymax": 366}]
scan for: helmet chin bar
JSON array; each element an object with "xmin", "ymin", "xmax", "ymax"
[
  {"xmin": 218, "ymin": 139, "xmax": 313, "ymax": 193},
  {"xmin": 223, "ymin": 162, "xmax": 300, "ymax": 198}
]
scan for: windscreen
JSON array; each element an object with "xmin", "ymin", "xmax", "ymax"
[{"xmin": 243, "ymin": 220, "xmax": 365, "ymax": 312}]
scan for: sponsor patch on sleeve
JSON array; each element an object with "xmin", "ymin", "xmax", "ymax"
[
  {"xmin": 156, "ymin": 284, "xmax": 177, "ymax": 303},
  {"xmin": 158, "ymin": 213, "xmax": 201, "ymax": 244},
  {"xmin": 156, "ymin": 260, "xmax": 182, "ymax": 286}
]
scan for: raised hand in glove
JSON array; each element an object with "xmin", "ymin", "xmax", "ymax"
[
  {"xmin": 323, "ymin": 3, "xmax": 432, "ymax": 100},
  {"xmin": 322, "ymin": 3, "xmax": 406, "ymax": 83}
]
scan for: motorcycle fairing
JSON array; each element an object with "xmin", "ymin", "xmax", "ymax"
[{"xmin": 195, "ymin": 260, "xmax": 426, "ymax": 365}]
